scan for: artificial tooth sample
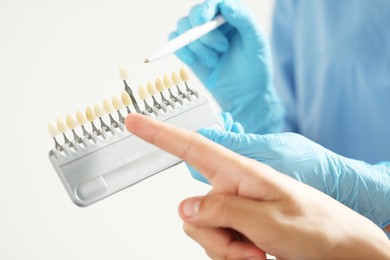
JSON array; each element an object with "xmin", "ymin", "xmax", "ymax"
[
  {"xmin": 85, "ymin": 107, "xmax": 96, "ymax": 122},
  {"xmin": 171, "ymin": 71, "xmax": 182, "ymax": 85},
  {"xmin": 76, "ymin": 110, "xmax": 87, "ymax": 125},
  {"xmin": 179, "ymin": 68, "xmax": 195, "ymax": 95},
  {"xmin": 57, "ymin": 118, "xmax": 72, "ymax": 146},
  {"xmin": 155, "ymin": 77, "xmax": 165, "ymax": 92},
  {"xmin": 138, "ymin": 85, "xmax": 154, "ymax": 114},
  {"xmin": 147, "ymin": 82, "xmax": 162, "ymax": 110},
  {"xmin": 163, "ymin": 74, "xmax": 174, "ymax": 89},
  {"xmin": 112, "ymin": 96, "xmax": 125, "ymax": 123},
  {"xmin": 118, "ymin": 66, "xmax": 129, "ymax": 81},
  {"xmin": 76, "ymin": 110, "xmax": 92, "ymax": 139},
  {"xmin": 118, "ymin": 66, "xmax": 141, "ymax": 113},
  {"xmin": 138, "ymin": 85, "xmax": 148, "ymax": 100},
  {"xmin": 103, "ymin": 99, "xmax": 119, "ymax": 128},
  {"xmin": 57, "ymin": 118, "xmax": 68, "ymax": 133},
  {"xmin": 86, "ymin": 106, "xmax": 100, "ymax": 136},
  {"xmin": 103, "ymin": 99, "xmax": 114, "ymax": 114},
  {"xmin": 94, "ymin": 103, "xmax": 104, "ymax": 116},
  {"xmin": 48, "ymin": 122, "xmax": 62, "ymax": 150},
  {"xmin": 121, "ymin": 91, "xmax": 132, "ymax": 114},
  {"xmin": 155, "ymin": 77, "xmax": 171, "ymax": 107},
  {"xmin": 66, "ymin": 115, "xmax": 82, "ymax": 143},
  {"xmin": 146, "ymin": 81, "xmax": 156, "ymax": 96},
  {"xmin": 163, "ymin": 74, "xmax": 180, "ymax": 103},
  {"xmin": 179, "ymin": 67, "xmax": 190, "ymax": 81},
  {"xmin": 171, "ymin": 72, "xmax": 186, "ymax": 99},
  {"xmin": 66, "ymin": 115, "xmax": 77, "ymax": 129},
  {"xmin": 48, "ymin": 122, "xmax": 59, "ymax": 138},
  {"xmin": 94, "ymin": 103, "xmax": 109, "ymax": 132}
]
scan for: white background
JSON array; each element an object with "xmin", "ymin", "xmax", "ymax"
[{"xmin": 0, "ymin": 0, "xmax": 274, "ymax": 259}]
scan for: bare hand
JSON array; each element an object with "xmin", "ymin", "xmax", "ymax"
[{"xmin": 126, "ymin": 114, "xmax": 390, "ymax": 260}]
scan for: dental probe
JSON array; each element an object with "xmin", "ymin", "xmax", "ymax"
[{"xmin": 145, "ymin": 15, "xmax": 225, "ymax": 63}]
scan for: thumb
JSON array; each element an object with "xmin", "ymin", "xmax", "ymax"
[
  {"xmin": 189, "ymin": 0, "xmax": 259, "ymax": 33},
  {"xmin": 189, "ymin": 0, "xmax": 266, "ymax": 50},
  {"xmin": 219, "ymin": 0, "xmax": 267, "ymax": 52},
  {"xmin": 218, "ymin": 112, "xmax": 245, "ymax": 133},
  {"xmin": 179, "ymin": 194, "xmax": 276, "ymax": 242},
  {"xmin": 189, "ymin": 0, "xmax": 221, "ymax": 25}
]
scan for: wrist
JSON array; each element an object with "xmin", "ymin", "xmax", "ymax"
[
  {"xmin": 336, "ymin": 157, "xmax": 390, "ymax": 228},
  {"xmin": 331, "ymin": 231, "xmax": 390, "ymax": 259},
  {"xmin": 355, "ymin": 237, "xmax": 390, "ymax": 259}
]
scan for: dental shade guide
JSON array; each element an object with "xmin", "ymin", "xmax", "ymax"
[{"xmin": 47, "ymin": 67, "xmax": 222, "ymax": 206}]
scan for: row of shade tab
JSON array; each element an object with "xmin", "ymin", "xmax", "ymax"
[{"xmin": 48, "ymin": 67, "xmax": 195, "ymax": 151}]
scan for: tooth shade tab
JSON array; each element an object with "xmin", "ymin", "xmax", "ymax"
[
  {"xmin": 103, "ymin": 99, "xmax": 114, "ymax": 114},
  {"xmin": 147, "ymin": 82, "xmax": 157, "ymax": 96},
  {"xmin": 155, "ymin": 78, "xmax": 165, "ymax": 92},
  {"xmin": 121, "ymin": 91, "xmax": 132, "ymax": 106},
  {"xmin": 76, "ymin": 111, "xmax": 88, "ymax": 126},
  {"xmin": 76, "ymin": 110, "xmax": 87, "ymax": 125},
  {"xmin": 180, "ymin": 68, "xmax": 190, "ymax": 82},
  {"xmin": 66, "ymin": 115, "xmax": 78, "ymax": 129},
  {"xmin": 171, "ymin": 72, "xmax": 181, "ymax": 85},
  {"xmin": 86, "ymin": 106, "xmax": 97, "ymax": 122},
  {"xmin": 138, "ymin": 85, "xmax": 148, "ymax": 101},
  {"xmin": 48, "ymin": 122, "xmax": 59, "ymax": 137},
  {"xmin": 94, "ymin": 103, "xmax": 105, "ymax": 118},
  {"xmin": 57, "ymin": 118, "xmax": 68, "ymax": 133},
  {"xmin": 118, "ymin": 66, "xmax": 128, "ymax": 81},
  {"xmin": 112, "ymin": 96, "xmax": 124, "ymax": 110},
  {"xmin": 163, "ymin": 75, "xmax": 174, "ymax": 88}
]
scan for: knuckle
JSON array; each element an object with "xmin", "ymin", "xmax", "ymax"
[
  {"xmin": 202, "ymin": 194, "xmax": 231, "ymax": 224},
  {"xmin": 177, "ymin": 17, "xmax": 190, "ymax": 31},
  {"xmin": 168, "ymin": 31, "xmax": 177, "ymax": 41}
]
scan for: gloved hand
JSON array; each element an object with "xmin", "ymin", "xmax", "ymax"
[
  {"xmin": 169, "ymin": 0, "xmax": 284, "ymax": 134},
  {"xmin": 191, "ymin": 126, "xmax": 390, "ymax": 229},
  {"xmin": 218, "ymin": 111, "xmax": 244, "ymax": 133},
  {"xmin": 187, "ymin": 112, "xmax": 244, "ymax": 183}
]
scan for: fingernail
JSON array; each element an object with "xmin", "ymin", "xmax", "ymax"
[{"xmin": 182, "ymin": 198, "xmax": 200, "ymax": 218}]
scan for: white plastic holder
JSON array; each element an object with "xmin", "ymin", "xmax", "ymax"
[{"xmin": 48, "ymin": 93, "xmax": 222, "ymax": 206}]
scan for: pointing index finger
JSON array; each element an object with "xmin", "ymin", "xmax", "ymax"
[
  {"xmin": 125, "ymin": 114, "xmax": 286, "ymax": 201},
  {"xmin": 125, "ymin": 114, "xmax": 240, "ymax": 187}
]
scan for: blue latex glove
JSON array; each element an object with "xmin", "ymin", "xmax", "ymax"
[
  {"xmin": 169, "ymin": 0, "xmax": 284, "ymax": 134},
  {"xmin": 187, "ymin": 112, "xmax": 244, "ymax": 183},
  {"xmin": 218, "ymin": 111, "xmax": 244, "ymax": 134},
  {"xmin": 191, "ymin": 126, "xmax": 390, "ymax": 229}
]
